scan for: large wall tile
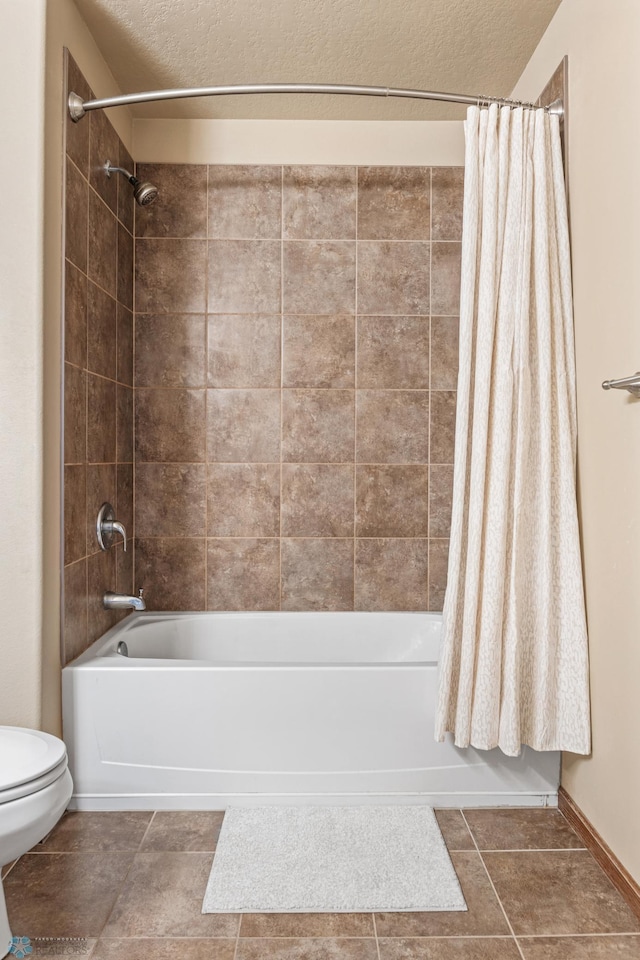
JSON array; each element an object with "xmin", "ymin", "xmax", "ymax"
[
  {"xmin": 281, "ymin": 539, "xmax": 354, "ymax": 611},
  {"xmin": 117, "ymin": 223, "xmax": 133, "ymax": 309},
  {"xmin": 207, "ymin": 463, "xmax": 280, "ymax": 537},
  {"xmin": 282, "ymin": 389, "xmax": 355, "ymax": 462},
  {"xmin": 136, "ymin": 464, "xmax": 207, "ymax": 538},
  {"xmin": 283, "ymin": 315, "xmax": 355, "ymax": 388},
  {"xmin": 65, "ymin": 158, "xmax": 88, "ymax": 272},
  {"xmin": 65, "ymin": 260, "xmax": 87, "ymax": 368},
  {"xmin": 87, "ymin": 281, "xmax": 117, "ymax": 380},
  {"xmin": 283, "ymin": 165, "xmax": 356, "ymax": 239},
  {"xmin": 431, "ymin": 242, "xmax": 462, "ymax": 315},
  {"xmin": 209, "ymin": 165, "xmax": 281, "ymax": 239},
  {"xmin": 207, "ymin": 389, "xmax": 281, "ymax": 462},
  {"xmin": 208, "ymin": 314, "xmax": 281, "ymax": 388},
  {"xmin": 430, "ymin": 463, "xmax": 454, "ymax": 538},
  {"xmin": 136, "ymin": 164, "xmax": 208, "ymax": 238},
  {"xmin": 430, "ymin": 316, "xmax": 459, "ymax": 390},
  {"xmin": 429, "ymin": 539, "xmax": 450, "ymax": 611},
  {"xmin": 116, "ymin": 305, "xmax": 133, "ymax": 386},
  {"xmin": 136, "ymin": 389, "xmax": 206, "ymax": 462},
  {"xmin": 88, "ymin": 190, "xmax": 117, "ymax": 298},
  {"xmin": 281, "ymin": 464, "xmax": 354, "ymax": 537},
  {"xmin": 207, "ymin": 539, "xmax": 280, "ymax": 610},
  {"xmin": 432, "ymin": 167, "xmax": 465, "ymax": 241},
  {"xmin": 64, "ymin": 464, "xmax": 87, "ymax": 564},
  {"xmin": 357, "ymin": 316, "xmax": 429, "ymax": 389},
  {"xmin": 135, "ymin": 538, "xmax": 206, "ymax": 611},
  {"xmin": 116, "ymin": 385, "xmax": 134, "ymax": 463},
  {"xmin": 135, "ymin": 315, "xmax": 206, "ymax": 388},
  {"xmin": 63, "ymin": 558, "xmax": 87, "ymax": 664},
  {"xmin": 136, "ymin": 239, "xmax": 207, "ymax": 313},
  {"xmin": 430, "ymin": 391, "xmax": 457, "ymax": 463},
  {"xmin": 87, "ymin": 374, "xmax": 116, "ymax": 464},
  {"xmin": 358, "ymin": 166, "xmax": 430, "ymax": 240},
  {"xmin": 64, "ymin": 363, "xmax": 86, "ymax": 465},
  {"xmin": 356, "ymin": 390, "xmax": 429, "ymax": 463},
  {"xmin": 358, "ymin": 241, "xmax": 429, "ymax": 315},
  {"xmin": 355, "ymin": 538, "xmax": 428, "ymax": 610},
  {"xmin": 283, "ymin": 241, "xmax": 355, "ymax": 314},
  {"xmin": 208, "ymin": 240, "xmax": 281, "ymax": 313},
  {"xmin": 356, "ymin": 465, "xmax": 429, "ymax": 537}
]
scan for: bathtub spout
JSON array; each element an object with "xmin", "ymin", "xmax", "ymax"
[{"xmin": 103, "ymin": 589, "xmax": 146, "ymax": 611}]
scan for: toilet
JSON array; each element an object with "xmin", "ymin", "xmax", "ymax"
[{"xmin": 0, "ymin": 727, "xmax": 73, "ymax": 959}]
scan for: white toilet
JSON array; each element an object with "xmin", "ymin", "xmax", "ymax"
[{"xmin": 0, "ymin": 726, "xmax": 73, "ymax": 959}]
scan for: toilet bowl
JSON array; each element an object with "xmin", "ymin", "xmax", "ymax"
[{"xmin": 0, "ymin": 727, "xmax": 73, "ymax": 959}]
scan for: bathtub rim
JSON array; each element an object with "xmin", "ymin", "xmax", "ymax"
[{"xmin": 64, "ymin": 609, "xmax": 444, "ymax": 670}]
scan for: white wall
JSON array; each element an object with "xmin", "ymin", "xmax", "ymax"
[
  {"xmin": 0, "ymin": 0, "xmax": 132, "ymax": 732},
  {"xmin": 133, "ymin": 118, "xmax": 465, "ymax": 166},
  {"xmin": 0, "ymin": 0, "xmax": 46, "ymax": 728},
  {"xmin": 512, "ymin": 0, "xmax": 640, "ymax": 882}
]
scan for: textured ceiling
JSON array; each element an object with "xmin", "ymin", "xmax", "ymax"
[{"xmin": 72, "ymin": 0, "xmax": 562, "ymax": 120}]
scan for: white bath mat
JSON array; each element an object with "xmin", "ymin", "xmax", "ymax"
[{"xmin": 202, "ymin": 805, "xmax": 467, "ymax": 913}]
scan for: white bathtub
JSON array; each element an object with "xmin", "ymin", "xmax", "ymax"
[{"xmin": 62, "ymin": 612, "xmax": 560, "ymax": 810}]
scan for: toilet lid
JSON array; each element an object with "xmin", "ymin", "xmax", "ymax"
[{"xmin": 0, "ymin": 726, "xmax": 68, "ymax": 792}]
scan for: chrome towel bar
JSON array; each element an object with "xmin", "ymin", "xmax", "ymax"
[{"xmin": 602, "ymin": 372, "xmax": 640, "ymax": 398}]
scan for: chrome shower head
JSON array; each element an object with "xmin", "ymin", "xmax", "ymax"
[
  {"xmin": 132, "ymin": 179, "xmax": 159, "ymax": 206},
  {"xmin": 105, "ymin": 161, "xmax": 159, "ymax": 207}
]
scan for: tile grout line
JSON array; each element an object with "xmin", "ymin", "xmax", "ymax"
[
  {"xmin": 136, "ymin": 810, "xmax": 157, "ymax": 851},
  {"xmin": 234, "ymin": 912, "xmax": 243, "ymax": 960},
  {"xmin": 372, "ymin": 911, "xmax": 382, "ymax": 960},
  {"xmin": 460, "ymin": 810, "xmax": 527, "ymax": 960}
]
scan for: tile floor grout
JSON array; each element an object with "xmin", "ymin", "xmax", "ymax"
[{"xmin": 460, "ymin": 809, "xmax": 526, "ymax": 960}]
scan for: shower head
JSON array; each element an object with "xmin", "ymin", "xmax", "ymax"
[
  {"xmin": 132, "ymin": 179, "xmax": 159, "ymax": 206},
  {"xmin": 105, "ymin": 161, "xmax": 159, "ymax": 206}
]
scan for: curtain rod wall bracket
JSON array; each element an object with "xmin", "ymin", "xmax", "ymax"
[
  {"xmin": 68, "ymin": 92, "xmax": 86, "ymax": 122},
  {"xmin": 547, "ymin": 98, "xmax": 564, "ymax": 124}
]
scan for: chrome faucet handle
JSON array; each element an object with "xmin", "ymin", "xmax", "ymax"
[{"xmin": 97, "ymin": 502, "xmax": 127, "ymax": 551}]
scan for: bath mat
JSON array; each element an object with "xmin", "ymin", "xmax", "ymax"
[{"xmin": 202, "ymin": 805, "xmax": 467, "ymax": 913}]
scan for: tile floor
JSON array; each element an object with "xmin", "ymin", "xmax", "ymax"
[{"xmin": 2, "ymin": 808, "xmax": 640, "ymax": 958}]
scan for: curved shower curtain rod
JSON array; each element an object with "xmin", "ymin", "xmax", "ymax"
[{"xmin": 68, "ymin": 83, "xmax": 564, "ymax": 122}]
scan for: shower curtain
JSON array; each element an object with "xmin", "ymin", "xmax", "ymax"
[{"xmin": 435, "ymin": 104, "xmax": 591, "ymax": 757}]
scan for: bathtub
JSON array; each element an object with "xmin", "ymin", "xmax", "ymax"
[{"xmin": 62, "ymin": 611, "xmax": 560, "ymax": 810}]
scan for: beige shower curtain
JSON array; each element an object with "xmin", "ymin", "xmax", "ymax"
[{"xmin": 435, "ymin": 104, "xmax": 591, "ymax": 757}]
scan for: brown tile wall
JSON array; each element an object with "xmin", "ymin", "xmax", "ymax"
[
  {"xmin": 62, "ymin": 53, "xmax": 134, "ymax": 662},
  {"xmin": 134, "ymin": 163, "xmax": 462, "ymax": 611}
]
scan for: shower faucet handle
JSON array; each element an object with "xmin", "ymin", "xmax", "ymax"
[{"xmin": 97, "ymin": 502, "xmax": 128, "ymax": 551}]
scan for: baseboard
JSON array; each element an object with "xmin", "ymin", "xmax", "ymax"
[{"xmin": 559, "ymin": 786, "xmax": 640, "ymax": 919}]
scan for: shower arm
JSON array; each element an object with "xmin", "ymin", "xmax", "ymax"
[{"xmin": 68, "ymin": 84, "xmax": 564, "ymax": 123}]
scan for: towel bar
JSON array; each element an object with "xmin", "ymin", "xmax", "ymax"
[{"xmin": 602, "ymin": 372, "xmax": 640, "ymax": 398}]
